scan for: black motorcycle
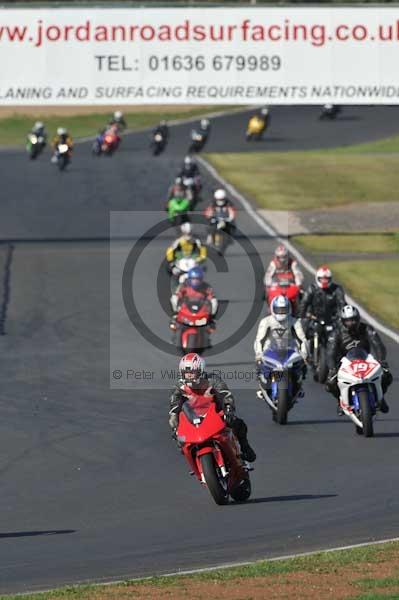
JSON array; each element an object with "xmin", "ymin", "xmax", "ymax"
[
  {"xmin": 150, "ymin": 132, "xmax": 167, "ymax": 156},
  {"xmin": 307, "ymin": 316, "xmax": 335, "ymax": 383},
  {"xmin": 189, "ymin": 129, "xmax": 208, "ymax": 153},
  {"xmin": 319, "ymin": 105, "xmax": 342, "ymax": 120}
]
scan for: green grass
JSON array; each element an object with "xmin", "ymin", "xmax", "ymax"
[
  {"xmin": 205, "ymin": 152, "xmax": 399, "ymax": 210},
  {"xmin": 0, "ymin": 106, "xmax": 234, "ymax": 146},
  {"xmin": 293, "ymin": 233, "xmax": 399, "ymax": 254},
  {"xmin": 1, "ymin": 541, "xmax": 398, "ymax": 599},
  {"xmin": 332, "ymin": 259, "xmax": 399, "ymax": 328},
  {"xmin": 335, "ymin": 135, "xmax": 399, "ymax": 154},
  {"xmin": 356, "ymin": 575, "xmax": 399, "ymax": 590}
]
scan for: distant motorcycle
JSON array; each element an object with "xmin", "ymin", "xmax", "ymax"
[
  {"xmin": 182, "ymin": 176, "xmax": 201, "ymax": 205},
  {"xmin": 151, "ymin": 132, "xmax": 167, "ymax": 156},
  {"xmin": 319, "ymin": 104, "xmax": 342, "ymax": 120},
  {"xmin": 189, "ymin": 129, "xmax": 208, "ymax": 153},
  {"xmin": 166, "ymin": 196, "xmax": 191, "ymax": 227},
  {"xmin": 54, "ymin": 143, "xmax": 71, "ymax": 171},
  {"xmin": 246, "ymin": 115, "xmax": 268, "ymax": 141},
  {"xmin": 265, "ymin": 274, "xmax": 301, "ymax": 316},
  {"xmin": 26, "ymin": 133, "xmax": 45, "ymax": 160},
  {"xmin": 171, "ymin": 298, "xmax": 214, "ymax": 354},
  {"xmin": 257, "ymin": 341, "xmax": 305, "ymax": 424},
  {"xmin": 169, "ymin": 255, "xmax": 202, "ymax": 287},
  {"xmin": 176, "ymin": 393, "xmax": 252, "ymax": 505},
  {"xmin": 336, "ymin": 348, "xmax": 383, "ymax": 437},
  {"xmin": 92, "ymin": 129, "xmax": 120, "ymax": 156}
]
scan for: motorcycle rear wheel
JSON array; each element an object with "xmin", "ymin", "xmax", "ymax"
[
  {"xmin": 200, "ymin": 453, "xmax": 229, "ymax": 505},
  {"xmin": 358, "ymin": 389, "xmax": 374, "ymax": 437}
]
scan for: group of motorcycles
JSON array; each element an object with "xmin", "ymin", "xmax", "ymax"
[
  {"xmin": 260, "ymin": 274, "xmax": 387, "ymax": 439},
  {"xmin": 245, "ymin": 104, "xmax": 342, "ymax": 142}
]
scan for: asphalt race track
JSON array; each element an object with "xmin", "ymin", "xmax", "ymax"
[{"xmin": 0, "ymin": 105, "xmax": 398, "ymax": 594}]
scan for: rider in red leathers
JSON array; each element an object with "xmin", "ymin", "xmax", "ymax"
[
  {"xmin": 170, "ymin": 266, "xmax": 218, "ymax": 327},
  {"xmin": 169, "ymin": 353, "xmax": 256, "ymax": 462},
  {"xmin": 264, "ymin": 244, "xmax": 304, "ymax": 288},
  {"xmin": 204, "ymin": 189, "xmax": 237, "ymax": 240}
]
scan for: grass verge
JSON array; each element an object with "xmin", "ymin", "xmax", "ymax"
[
  {"xmin": 293, "ymin": 233, "xmax": 399, "ymax": 254},
  {"xmin": 205, "ymin": 152, "xmax": 399, "ymax": 210},
  {"xmin": 0, "ymin": 106, "xmax": 236, "ymax": 146},
  {"xmin": 331, "ymin": 259, "xmax": 399, "ymax": 329},
  {"xmin": 2, "ymin": 541, "xmax": 399, "ymax": 599},
  {"xmin": 334, "ymin": 134, "xmax": 399, "ymax": 154}
]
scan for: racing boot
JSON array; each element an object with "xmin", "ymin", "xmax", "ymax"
[
  {"xmin": 337, "ymin": 401, "xmax": 344, "ymax": 417},
  {"xmin": 379, "ymin": 397, "xmax": 390, "ymax": 414},
  {"xmin": 232, "ymin": 417, "xmax": 256, "ymax": 462}
]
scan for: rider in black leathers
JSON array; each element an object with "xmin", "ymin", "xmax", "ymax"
[
  {"xmin": 300, "ymin": 267, "xmax": 346, "ymax": 349},
  {"xmin": 326, "ymin": 305, "xmax": 393, "ymax": 414},
  {"xmin": 299, "ymin": 267, "xmax": 346, "ymax": 324},
  {"xmin": 178, "ymin": 155, "xmax": 200, "ymax": 179},
  {"xmin": 152, "ymin": 120, "xmax": 169, "ymax": 141},
  {"xmin": 169, "ymin": 355, "xmax": 256, "ymax": 462}
]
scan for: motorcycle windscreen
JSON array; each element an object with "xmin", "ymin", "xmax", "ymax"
[
  {"xmin": 264, "ymin": 340, "xmax": 297, "ymax": 364},
  {"xmin": 179, "ymin": 398, "xmax": 225, "ymax": 444}
]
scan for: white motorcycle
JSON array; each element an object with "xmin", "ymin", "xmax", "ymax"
[
  {"xmin": 337, "ymin": 348, "xmax": 383, "ymax": 437},
  {"xmin": 170, "ymin": 256, "xmax": 204, "ymax": 289},
  {"xmin": 52, "ymin": 143, "xmax": 70, "ymax": 171}
]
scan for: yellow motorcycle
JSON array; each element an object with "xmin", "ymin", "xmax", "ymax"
[{"xmin": 246, "ymin": 115, "xmax": 268, "ymax": 141}]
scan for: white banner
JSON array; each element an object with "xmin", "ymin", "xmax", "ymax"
[{"xmin": 1, "ymin": 7, "xmax": 399, "ymax": 105}]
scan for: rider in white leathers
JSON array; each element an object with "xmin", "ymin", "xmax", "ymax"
[{"xmin": 254, "ymin": 295, "xmax": 309, "ymax": 364}]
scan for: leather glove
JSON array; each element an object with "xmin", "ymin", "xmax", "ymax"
[
  {"xmin": 168, "ymin": 413, "xmax": 178, "ymax": 430},
  {"xmin": 325, "ymin": 370, "xmax": 337, "ymax": 392},
  {"xmin": 224, "ymin": 404, "xmax": 235, "ymax": 427}
]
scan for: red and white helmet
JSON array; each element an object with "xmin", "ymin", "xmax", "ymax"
[
  {"xmin": 179, "ymin": 353, "xmax": 205, "ymax": 386},
  {"xmin": 316, "ymin": 265, "xmax": 332, "ymax": 289},
  {"xmin": 274, "ymin": 244, "xmax": 289, "ymax": 268}
]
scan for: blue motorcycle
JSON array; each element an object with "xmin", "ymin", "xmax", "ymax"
[{"xmin": 256, "ymin": 341, "xmax": 305, "ymax": 424}]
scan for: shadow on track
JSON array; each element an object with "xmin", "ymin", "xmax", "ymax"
[
  {"xmin": 229, "ymin": 494, "xmax": 337, "ymax": 506},
  {"xmin": 287, "ymin": 419, "xmax": 348, "ymax": 426},
  {"xmin": 0, "ymin": 529, "xmax": 75, "ymax": 539}
]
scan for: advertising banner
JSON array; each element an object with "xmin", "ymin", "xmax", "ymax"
[{"xmin": 1, "ymin": 7, "xmax": 399, "ymax": 104}]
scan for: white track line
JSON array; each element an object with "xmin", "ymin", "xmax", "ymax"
[
  {"xmin": 197, "ymin": 155, "xmax": 399, "ymax": 344},
  {"xmin": 14, "ymin": 535, "xmax": 399, "ymax": 597}
]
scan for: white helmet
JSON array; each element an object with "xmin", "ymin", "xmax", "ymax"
[
  {"xmin": 200, "ymin": 118, "xmax": 210, "ymax": 129},
  {"xmin": 114, "ymin": 110, "xmax": 123, "ymax": 120},
  {"xmin": 34, "ymin": 121, "xmax": 44, "ymax": 130},
  {"xmin": 260, "ymin": 107, "xmax": 269, "ymax": 116},
  {"xmin": 271, "ymin": 295, "xmax": 291, "ymax": 322},
  {"xmin": 214, "ymin": 189, "xmax": 227, "ymax": 206},
  {"xmin": 180, "ymin": 222, "xmax": 192, "ymax": 238},
  {"xmin": 316, "ymin": 265, "xmax": 332, "ymax": 289},
  {"xmin": 184, "ymin": 155, "xmax": 192, "ymax": 167},
  {"xmin": 57, "ymin": 127, "xmax": 67, "ymax": 136}
]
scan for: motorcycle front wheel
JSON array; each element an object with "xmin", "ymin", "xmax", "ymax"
[
  {"xmin": 201, "ymin": 453, "xmax": 229, "ymax": 505},
  {"xmin": 58, "ymin": 155, "xmax": 68, "ymax": 171},
  {"xmin": 358, "ymin": 389, "xmax": 374, "ymax": 437},
  {"xmin": 276, "ymin": 387, "xmax": 289, "ymax": 425},
  {"xmin": 230, "ymin": 478, "xmax": 251, "ymax": 503}
]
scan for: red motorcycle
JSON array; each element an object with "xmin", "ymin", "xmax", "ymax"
[
  {"xmin": 101, "ymin": 128, "xmax": 120, "ymax": 155},
  {"xmin": 176, "ymin": 391, "xmax": 252, "ymax": 505},
  {"xmin": 266, "ymin": 273, "xmax": 301, "ymax": 315},
  {"xmin": 172, "ymin": 298, "xmax": 214, "ymax": 353}
]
